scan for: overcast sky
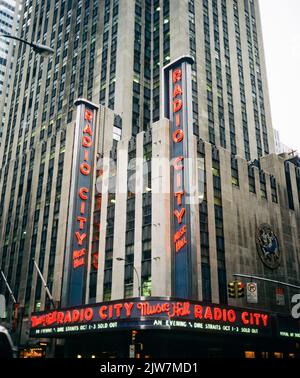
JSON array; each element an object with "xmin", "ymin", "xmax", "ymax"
[{"xmin": 259, "ymin": 0, "xmax": 300, "ymax": 152}]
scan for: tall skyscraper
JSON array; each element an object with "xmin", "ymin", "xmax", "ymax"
[
  {"xmin": 0, "ymin": 0, "xmax": 21, "ymax": 144},
  {"xmin": 0, "ymin": 1, "xmax": 299, "ymax": 358}
]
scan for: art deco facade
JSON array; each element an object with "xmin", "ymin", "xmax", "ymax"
[{"xmin": 0, "ymin": 0, "xmax": 299, "ymax": 353}]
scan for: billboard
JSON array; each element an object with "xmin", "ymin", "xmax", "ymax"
[
  {"xmin": 30, "ymin": 297, "xmax": 272, "ymax": 339},
  {"xmin": 163, "ymin": 56, "xmax": 195, "ymax": 299},
  {"xmin": 62, "ymin": 99, "xmax": 99, "ymax": 307}
]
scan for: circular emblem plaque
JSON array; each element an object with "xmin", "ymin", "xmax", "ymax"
[{"xmin": 256, "ymin": 224, "xmax": 280, "ymax": 269}]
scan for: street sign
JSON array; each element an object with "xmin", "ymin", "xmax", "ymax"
[
  {"xmin": 276, "ymin": 287, "xmax": 285, "ymax": 306},
  {"xmin": 129, "ymin": 344, "xmax": 135, "ymax": 358},
  {"xmin": 246, "ymin": 282, "xmax": 258, "ymax": 304}
]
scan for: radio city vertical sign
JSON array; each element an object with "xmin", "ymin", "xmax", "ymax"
[
  {"xmin": 62, "ymin": 99, "xmax": 99, "ymax": 307},
  {"xmin": 163, "ymin": 56, "xmax": 195, "ymax": 298}
]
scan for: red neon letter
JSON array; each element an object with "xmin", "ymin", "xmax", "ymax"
[
  {"xmin": 57, "ymin": 312, "xmax": 64, "ymax": 324},
  {"xmin": 124, "ymin": 302, "xmax": 134, "ymax": 317},
  {"xmin": 204, "ymin": 306, "xmax": 213, "ymax": 320},
  {"xmin": 83, "ymin": 123, "xmax": 93, "ymax": 136},
  {"xmin": 172, "ymin": 68, "xmax": 182, "ymax": 84},
  {"xmin": 173, "ymin": 129, "xmax": 184, "ymax": 143},
  {"xmin": 72, "ymin": 310, "xmax": 80, "ymax": 323},
  {"xmin": 99, "ymin": 306, "xmax": 107, "ymax": 320},
  {"xmin": 176, "ymin": 172, "xmax": 182, "ymax": 188},
  {"xmin": 85, "ymin": 110, "xmax": 93, "ymax": 121},
  {"xmin": 213, "ymin": 307, "xmax": 222, "ymax": 321},
  {"xmin": 85, "ymin": 308, "xmax": 93, "ymax": 321},
  {"xmin": 84, "ymin": 150, "xmax": 89, "ymax": 162},
  {"xmin": 77, "ymin": 216, "xmax": 87, "ymax": 230},
  {"xmin": 80, "ymin": 162, "xmax": 91, "ymax": 176},
  {"xmin": 79, "ymin": 187, "xmax": 89, "ymax": 200},
  {"xmin": 194, "ymin": 305, "xmax": 203, "ymax": 319},
  {"xmin": 175, "ymin": 191, "xmax": 184, "ymax": 206},
  {"xmin": 82, "ymin": 136, "xmax": 92, "ymax": 147},
  {"xmin": 174, "ymin": 208, "xmax": 185, "ymax": 224},
  {"xmin": 261, "ymin": 314, "xmax": 268, "ymax": 327},
  {"xmin": 173, "ymin": 99, "xmax": 182, "ymax": 113},
  {"xmin": 173, "ymin": 84, "xmax": 183, "ymax": 98},
  {"xmin": 174, "ymin": 156, "xmax": 184, "ymax": 170},
  {"xmin": 241, "ymin": 312, "xmax": 249, "ymax": 325},
  {"xmin": 114, "ymin": 304, "xmax": 123, "ymax": 318},
  {"xmin": 175, "ymin": 113, "xmax": 181, "ymax": 127},
  {"xmin": 227, "ymin": 310, "xmax": 236, "ymax": 323},
  {"xmin": 75, "ymin": 231, "xmax": 87, "ymax": 246}
]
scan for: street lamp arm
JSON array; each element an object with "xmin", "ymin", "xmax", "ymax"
[
  {"xmin": 0, "ymin": 34, "xmax": 54, "ymax": 56},
  {"xmin": 1, "ymin": 33, "xmax": 36, "ymax": 49}
]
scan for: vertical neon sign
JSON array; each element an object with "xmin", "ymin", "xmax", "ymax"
[
  {"xmin": 163, "ymin": 56, "xmax": 195, "ymax": 299},
  {"xmin": 62, "ymin": 99, "xmax": 99, "ymax": 307}
]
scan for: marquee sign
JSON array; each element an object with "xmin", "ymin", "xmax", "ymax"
[
  {"xmin": 163, "ymin": 56, "xmax": 195, "ymax": 298},
  {"xmin": 30, "ymin": 297, "xmax": 272, "ymax": 338},
  {"xmin": 62, "ymin": 99, "xmax": 99, "ymax": 307},
  {"xmin": 277, "ymin": 315, "xmax": 300, "ymax": 339}
]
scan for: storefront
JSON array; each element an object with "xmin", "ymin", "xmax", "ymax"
[{"xmin": 29, "ymin": 297, "xmax": 300, "ymax": 358}]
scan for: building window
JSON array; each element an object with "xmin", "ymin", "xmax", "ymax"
[
  {"xmin": 285, "ymin": 162, "xmax": 294, "ymax": 210},
  {"xmin": 270, "ymin": 176, "xmax": 278, "ymax": 204},
  {"xmin": 248, "ymin": 165, "xmax": 256, "ymax": 193},
  {"xmin": 260, "ymin": 171, "xmax": 267, "ymax": 199}
]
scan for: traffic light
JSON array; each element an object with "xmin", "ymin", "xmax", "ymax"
[
  {"xmin": 227, "ymin": 280, "xmax": 245, "ymax": 298},
  {"xmin": 227, "ymin": 282, "xmax": 236, "ymax": 298},
  {"xmin": 131, "ymin": 330, "xmax": 138, "ymax": 343},
  {"xmin": 237, "ymin": 281, "xmax": 245, "ymax": 298}
]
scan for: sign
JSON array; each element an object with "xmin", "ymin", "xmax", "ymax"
[
  {"xmin": 20, "ymin": 347, "xmax": 45, "ymax": 358},
  {"xmin": 276, "ymin": 287, "xmax": 285, "ymax": 306},
  {"xmin": 277, "ymin": 315, "xmax": 300, "ymax": 339},
  {"xmin": 62, "ymin": 99, "xmax": 99, "ymax": 307},
  {"xmin": 246, "ymin": 283, "xmax": 258, "ymax": 304},
  {"xmin": 30, "ymin": 297, "xmax": 272, "ymax": 338},
  {"xmin": 129, "ymin": 344, "xmax": 135, "ymax": 358},
  {"xmin": 164, "ymin": 56, "xmax": 195, "ymax": 298}
]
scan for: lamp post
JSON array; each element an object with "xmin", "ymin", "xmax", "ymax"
[
  {"xmin": 0, "ymin": 33, "xmax": 54, "ymax": 56},
  {"xmin": 116, "ymin": 257, "xmax": 141, "ymax": 297},
  {"xmin": 116, "ymin": 257, "xmax": 160, "ymax": 297}
]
